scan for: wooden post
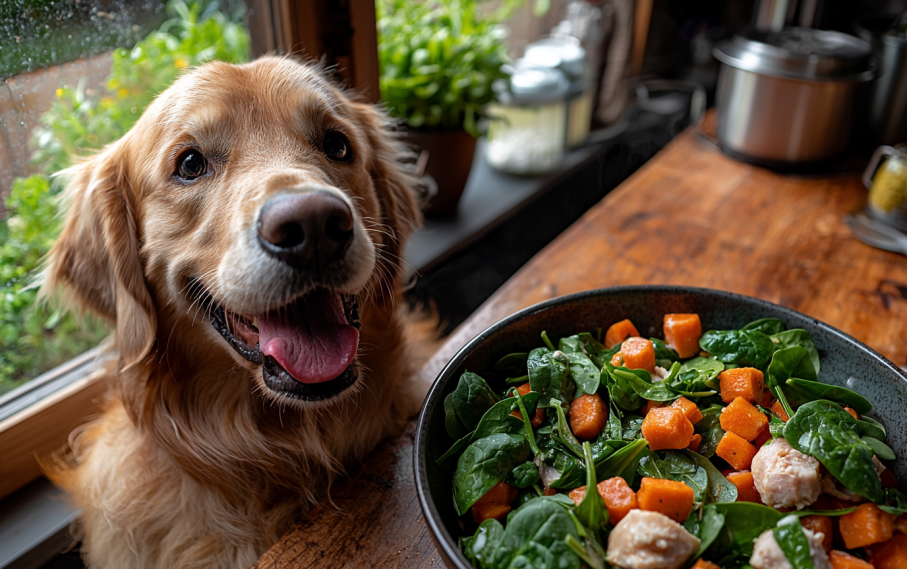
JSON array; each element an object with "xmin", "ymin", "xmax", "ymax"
[{"xmin": 246, "ymin": 0, "xmax": 380, "ymax": 102}]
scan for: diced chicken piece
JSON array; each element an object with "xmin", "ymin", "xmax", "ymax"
[
  {"xmin": 752, "ymin": 438, "xmax": 821, "ymax": 509},
  {"xmin": 750, "ymin": 518, "xmax": 832, "ymax": 569},
  {"xmin": 606, "ymin": 509, "xmax": 700, "ymax": 569},
  {"xmin": 652, "ymin": 366, "xmax": 670, "ymax": 381}
]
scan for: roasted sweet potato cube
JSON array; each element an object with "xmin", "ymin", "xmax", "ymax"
[
  {"xmin": 719, "ymin": 367, "xmax": 764, "ymax": 404},
  {"xmin": 895, "ymin": 514, "xmax": 907, "ymax": 534},
  {"xmin": 771, "ymin": 399, "xmax": 790, "ymax": 422},
  {"xmin": 599, "ymin": 477, "xmax": 638, "ymax": 524},
  {"xmin": 759, "ymin": 389, "xmax": 777, "ymax": 408},
  {"xmin": 663, "ymin": 313, "xmax": 702, "ymax": 359},
  {"xmin": 471, "ymin": 481, "xmax": 518, "ymax": 523},
  {"xmin": 801, "ymin": 515, "xmax": 833, "ymax": 551},
  {"xmin": 719, "ymin": 397, "xmax": 769, "ymax": 441},
  {"xmin": 637, "ymin": 477, "xmax": 695, "ymax": 523},
  {"xmin": 688, "ymin": 433, "xmax": 702, "ymax": 453},
  {"xmin": 844, "ymin": 406, "xmax": 861, "ymax": 421},
  {"xmin": 716, "ymin": 431, "xmax": 757, "ymax": 470},
  {"xmin": 870, "ymin": 534, "xmax": 907, "ymax": 569},
  {"xmin": 692, "ymin": 560, "xmax": 721, "ymax": 569},
  {"xmin": 605, "ymin": 319, "xmax": 640, "ymax": 349},
  {"xmin": 829, "ymin": 550, "xmax": 875, "ymax": 569},
  {"xmin": 671, "ymin": 396, "xmax": 703, "ymax": 425},
  {"xmin": 621, "ymin": 337, "xmax": 656, "ymax": 373},
  {"xmin": 727, "ymin": 471, "xmax": 762, "ymax": 503},
  {"xmin": 752, "ymin": 423, "xmax": 772, "ymax": 448},
  {"xmin": 641, "ymin": 407, "xmax": 695, "ymax": 451},
  {"xmin": 642, "ymin": 399, "xmax": 665, "ymax": 415},
  {"xmin": 840, "ymin": 503, "xmax": 895, "ymax": 549},
  {"xmin": 570, "ymin": 393, "xmax": 607, "ymax": 440}
]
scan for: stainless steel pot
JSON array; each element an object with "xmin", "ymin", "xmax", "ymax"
[
  {"xmin": 714, "ymin": 28, "xmax": 875, "ymax": 166},
  {"xmin": 856, "ymin": 14, "xmax": 907, "ymax": 146}
]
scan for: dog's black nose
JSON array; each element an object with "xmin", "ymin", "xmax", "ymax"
[{"xmin": 257, "ymin": 191, "xmax": 354, "ymax": 269}]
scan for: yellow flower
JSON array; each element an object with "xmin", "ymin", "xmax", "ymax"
[
  {"xmin": 56, "ymin": 88, "xmax": 63, "ymax": 98},
  {"xmin": 175, "ymin": 58, "xmax": 188, "ymax": 69},
  {"xmin": 118, "ymin": 88, "xmax": 129, "ymax": 98}
]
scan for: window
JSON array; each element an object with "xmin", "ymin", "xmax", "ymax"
[{"xmin": 0, "ymin": 0, "xmax": 252, "ymax": 499}]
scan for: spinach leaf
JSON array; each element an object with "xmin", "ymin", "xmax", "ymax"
[
  {"xmin": 773, "ymin": 515, "xmax": 815, "ymax": 569},
  {"xmin": 603, "ymin": 365, "xmax": 643, "ymax": 411},
  {"xmin": 881, "ymin": 488, "xmax": 907, "ymax": 516},
  {"xmin": 695, "ymin": 406, "xmax": 726, "ymax": 458},
  {"xmin": 768, "ymin": 347, "xmax": 819, "ymax": 387},
  {"xmin": 855, "ymin": 418, "xmax": 887, "ymax": 441},
  {"xmin": 553, "ymin": 401, "xmax": 585, "ymax": 458},
  {"xmin": 444, "ymin": 392, "xmax": 468, "ymax": 439},
  {"xmin": 679, "ymin": 356, "xmax": 725, "ymax": 390},
  {"xmin": 771, "ymin": 330, "xmax": 820, "ymax": 376},
  {"xmin": 507, "ymin": 462, "xmax": 541, "ymax": 489},
  {"xmin": 567, "ymin": 352, "xmax": 601, "ymax": 398},
  {"xmin": 785, "ymin": 378, "xmax": 873, "ymax": 415},
  {"xmin": 743, "ymin": 318, "xmax": 786, "ymax": 335},
  {"xmin": 514, "ymin": 390, "xmax": 541, "ymax": 456},
  {"xmin": 574, "ymin": 442, "xmax": 608, "ymax": 537},
  {"xmin": 496, "ymin": 352, "xmax": 529, "ymax": 375},
  {"xmin": 783, "ymin": 400, "xmax": 884, "ymax": 503},
  {"xmin": 860, "ymin": 416, "xmax": 887, "ymax": 438},
  {"xmin": 682, "ymin": 450, "xmax": 738, "ymax": 504},
  {"xmin": 595, "ymin": 438, "xmax": 649, "ymax": 484},
  {"xmin": 437, "ymin": 396, "xmax": 528, "ymax": 469},
  {"xmin": 713, "ymin": 502, "xmax": 784, "ymax": 555},
  {"xmin": 467, "ymin": 518, "xmax": 505, "ymax": 569},
  {"xmin": 699, "ymin": 329, "xmax": 775, "ymax": 368},
  {"xmin": 621, "ymin": 414, "xmax": 645, "ymax": 441},
  {"xmin": 604, "ymin": 394, "xmax": 624, "ymax": 441},
  {"xmin": 528, "ymin": 347, "xmax": 574, "ymax": 408},
  {"xmin": 452, "ymin": 372, "xmax": 500, "ymax": 431},
  {"xmin": 454, "ymin": 433, "xmax": 531, "ymax": 515},
  {"xmin": 862, "ymin": 436, "xmax": 896, "ymax": 461},
  {"xmin": 559, "ymin": 333, "xmax": 606, "ymax": 357},
  {"xmin": 684, "ymin": 504, "xmax": 726, "ymax": 562},
  {"xmin": 539, "ymin": 437, "xmax": 586, "ymax": 489},
  {"xmin": 605, "ymin": 362, "xmax": 677, "ymax": 402},
  {"xmin": 491, "ymin": 498, "xmax": 582, "ymax": 569},
  {"xmin": 651, "ymin": 338, "xmax": 679, "ymax": 368}
]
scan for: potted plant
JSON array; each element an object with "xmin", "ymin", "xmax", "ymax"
[{"xmin": 376, "ymin": 0, "xmax": 516, "ymax": 217}]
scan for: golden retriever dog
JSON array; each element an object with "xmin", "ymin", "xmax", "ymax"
[{"xmin": 41, "ymin": 56, "xmax": 429, "ymax": 568}]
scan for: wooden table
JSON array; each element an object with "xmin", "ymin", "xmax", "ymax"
[{"xmin": 253, "ymin": 127, "xmax": 907, "ymax": 568}]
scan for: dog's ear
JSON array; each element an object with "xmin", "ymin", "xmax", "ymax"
[
  {"xmin": 348, "ymin": 101, "xmax": 422, "ymax": 276},
  {"xmin": 43, "ymin": 142, "xmax": 157, "ymax": 369}
]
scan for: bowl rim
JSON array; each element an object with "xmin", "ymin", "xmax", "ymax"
[{"xmin": 412, "ymin": 284, "xmax": 907, "ymax": 568}]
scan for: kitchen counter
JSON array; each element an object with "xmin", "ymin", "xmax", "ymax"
[{"xmin": 253, "ymin": 125, "xmax": 907, "ymax": 569}]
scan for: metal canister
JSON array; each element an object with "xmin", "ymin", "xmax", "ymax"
[{"xmin": 713, "ymin": 28, "xmax": 876, "ymax": 166}]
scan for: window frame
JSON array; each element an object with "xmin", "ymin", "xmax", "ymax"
[{"xmin": 0, "ymin": 0, "xmax": 380, "ymax": 501}]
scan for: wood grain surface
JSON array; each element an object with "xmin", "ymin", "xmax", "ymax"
[{"xmin": 254, "ymin": 128, "xmax": 907, "ymax": 568}]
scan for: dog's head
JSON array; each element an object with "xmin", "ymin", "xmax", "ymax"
[{"xmin": 43, "ymin": 56, "xmax": 421, "ymax": 405}]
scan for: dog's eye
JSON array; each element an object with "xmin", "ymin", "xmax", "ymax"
[
  {"xmin": 176, "ymin": 150, "xmax": 208, "ymax": 180},
  {"xmin": 322, "ymin": 131, "xmax": 352, "ymax": 162}
]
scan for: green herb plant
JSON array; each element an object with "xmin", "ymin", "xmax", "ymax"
[{"xmin": 376, "ymin": 0, "xmax": 546, "ymax": 136}]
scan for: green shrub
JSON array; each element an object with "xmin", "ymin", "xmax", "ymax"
[{"xmin": 0, "ymin": 0, "xmax": 249, "ymax": 395}]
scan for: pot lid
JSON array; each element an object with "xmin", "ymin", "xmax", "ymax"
[
  {"xmin": 503, "ymin": 64, "xmax": 569, "ymax": 104},
  {"xmin": 714, "ymin": 27, "xmax": 875, "ymax": 81},
  {"xmin": 524, "ymin": 37, "xmax": 587, "ymax": 80}
]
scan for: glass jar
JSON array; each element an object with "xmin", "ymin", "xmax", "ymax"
[
  {"xmin": 524, "ymin": 37, "xmax": 593, "ymax": 148},
  {"xmin": 486, "ymin": 66, "xmax": 569, "ymax": 175},
  {"xmin": 863, "ymin": 144, "xmax": 907, "ymax": 232}
]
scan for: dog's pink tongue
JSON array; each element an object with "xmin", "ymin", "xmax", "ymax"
[{"xmin": 258, "ymin": 290, "xmax": 358, "ymax": 384}]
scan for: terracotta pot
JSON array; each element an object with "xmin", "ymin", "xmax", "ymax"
[{"xmin": 404, "ymin": 128, "xmax": 477, "ymax": 218}]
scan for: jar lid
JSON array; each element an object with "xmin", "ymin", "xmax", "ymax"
[
  {"xmin": 505, "ymin": 65, "xmax": 569, "ymax": 104},
  {"xmin": 524, "ymin": 37, "xmax": 587, "ymax": 80},
  {"xmin": 713, "ymin": 27, "xmax": 875, "ymax": 81}
]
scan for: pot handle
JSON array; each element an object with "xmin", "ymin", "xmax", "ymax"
[{"xmin": 863, "ymin": 146, "xmax": 901, "ymax": 189}]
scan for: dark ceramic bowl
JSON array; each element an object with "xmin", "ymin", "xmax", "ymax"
[{"xmin": 414, "ymin": 285, "xmax": 907, "ymax": 569}]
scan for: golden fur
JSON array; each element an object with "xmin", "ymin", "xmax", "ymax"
[{"xmin": 41, "ymin": 56, "xmax": 430, "ymax": 568}]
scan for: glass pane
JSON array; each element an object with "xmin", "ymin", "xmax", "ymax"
[{"xmin": 0, "ymin": 0, "xmax": 251, "ymax": 397}]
